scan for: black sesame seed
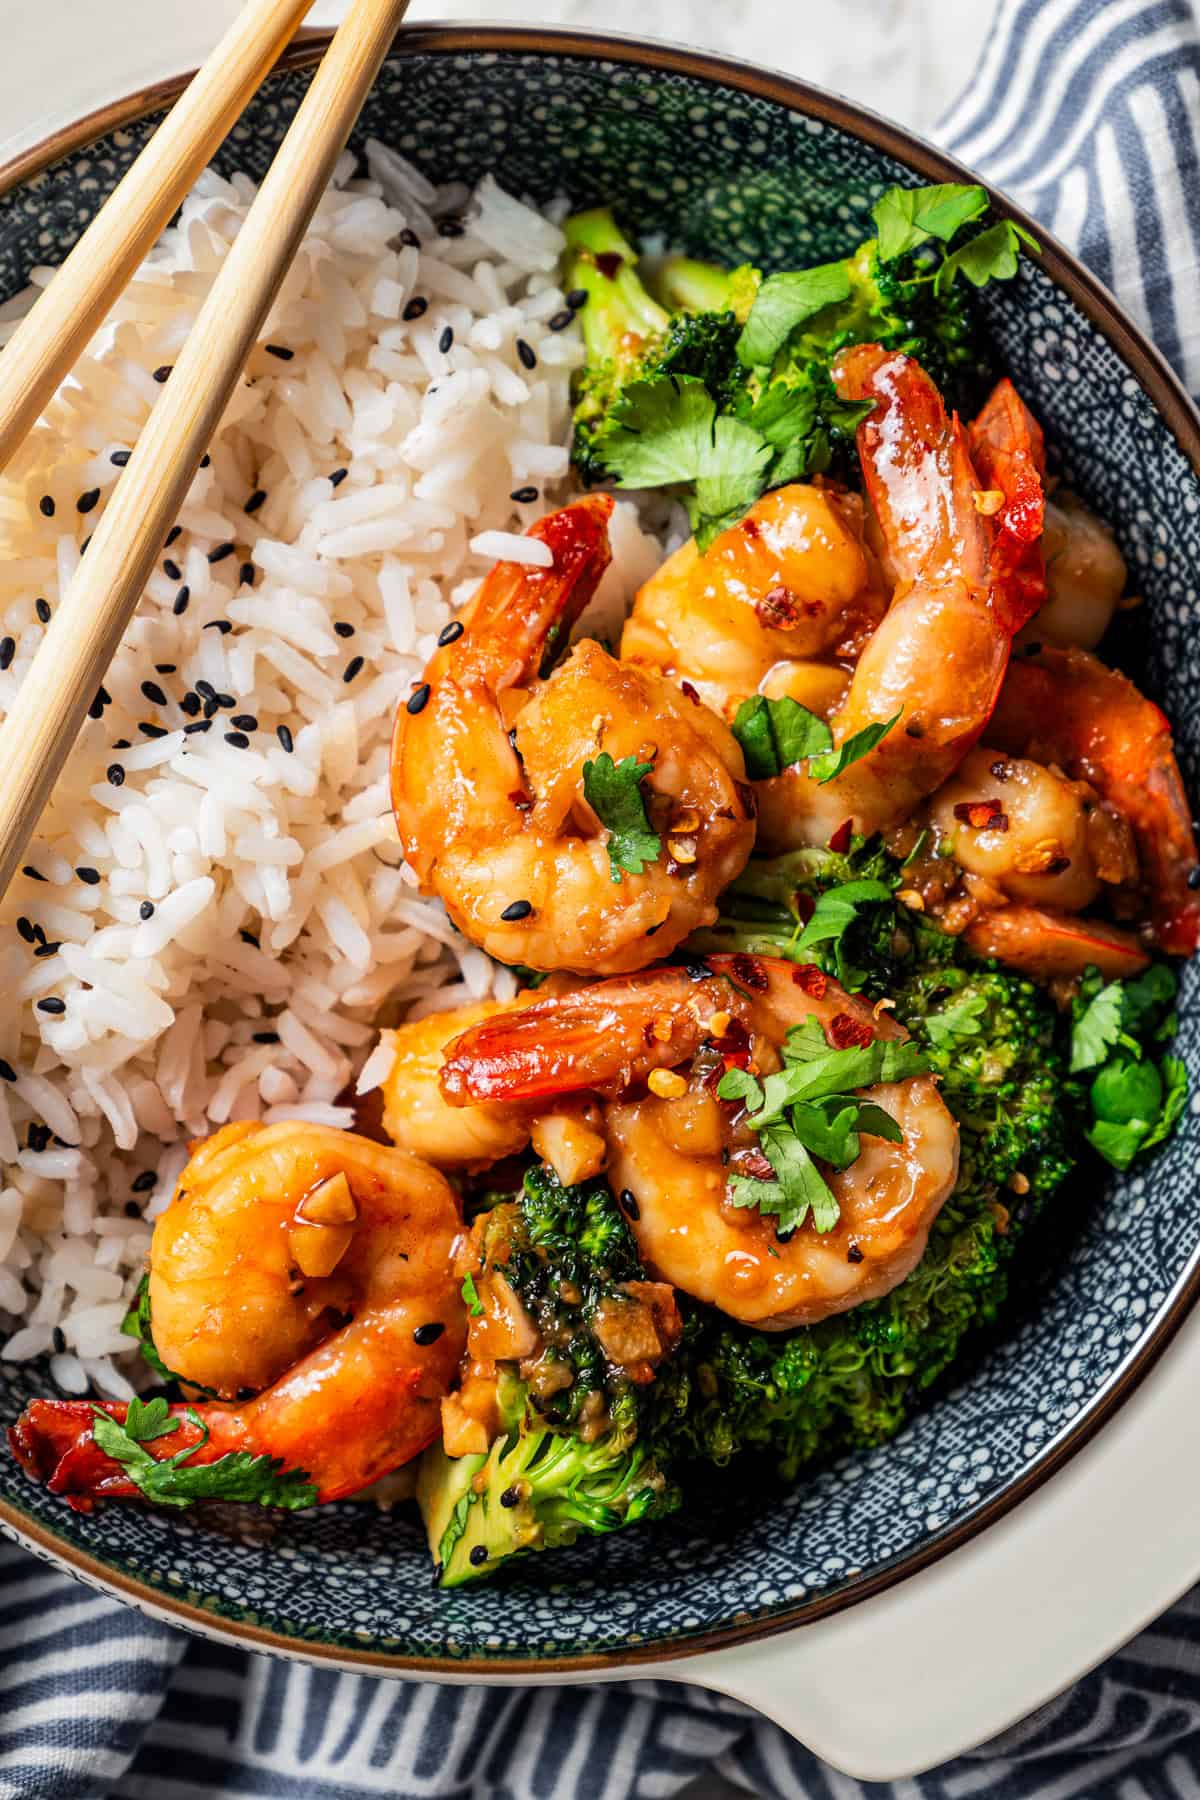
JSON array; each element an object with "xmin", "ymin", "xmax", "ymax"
[
  {"xmin": 180, "ymin": 692, "xmax": 201, "ymax": 716},
  {"xmin": 35, "ymin": 598, "xmax": 51, "ymax": 624},
  {"xmin": 164, "ymin": 524, "xmax": 182, "ymax": 548},
  {"xmin": 203, "ymin": 697, "xmax": 219, "ymax": 718},
  {"xmin": 509, "ymin": 486, "xmax": 539, "ymax": 505},
  {"xmin": 27, "ymin": 1123, "xmax": 50, "ymax": 1151},
  {"xmin": 252, "ymin": 1030, "xmax": 280, "ymax": 1044},
  {"xmin": 343, "ymin": 655, "xmax": 364, "ymax": 684},
  {"xmin": 110, "ymin": 449, "xmax": 131, "ymax": 468},
  {"xmin": 208, "ymin": 542, "xmax": 235, "ymax": 565},
  {"xmin": 141, "ymin": 680, "xmax": 167, "ymax": 707},
  {"xmin": 87, "ymin": 691, "xmax": 103, "ymax": 717},
  {"xmin": 500, "ymin": 899, "xmax": 533, "ymax": 922},
  {"xmin": 51, "ymin": 1327, "xmax": 66, "ymax": 1355},
  {"xmin": 155, "ymin": 663, "xmax": 177, "ymax": 675},
  {"xmin": 39, "ymin": 495, "xmax": 55, "ymax": 518},
  {"xmin": 619, "ymin": 1188, "xmax": 640, "ymax": 1221},
  {"xmin": 565, "ymin": 287, "xmax": 588, "ymax": 310},
  {"xmin": 847, "ymin": 1243, "xmax": 864, "ymax": 1263},
  {"xmin": 245, "ymin": 488, "xmax": 267, "ymax": 515},
  {"xmin": 403, "ymin": 297, "xmax": 428, "ymax": 322},
  {"xmin": 437, "ymin": 217, "xmax": 464, "ymax": 238},
  {"xmin": 131, "ymin": 1169, "xmax": 156, "ymax": 1192},
  {"xmin": 240, "ymin": 561, "xmax": 256, "ymax": 588},
  {"xmin": 0, "ymin": 638, "xmax": 14, "ymax": 671},
  {"xmin": 200, "ymin": 454, "xmax": 211, "ymax": 470},
  {"xmin": 224, "ymin": 731, "xmax": 250, "ymax": 749},
  {"xmin": 203, "ymin": 620, "xmax": 232, "ymax": 635},
  {"xmin": 195, "ymin": 679, "xmax": 216, "ymax": 699},
  {"xmin": 405, "ymin": 681, "xmax": 430, "ymax": 714},
  {"xmin": 173, "ymin": 586, "xmax": 191, "ymax": 616},
  {"xmin": 1189, "ymin": 867, "xmax": 1200, "ymax": 891},
  {"xmin": 240, "ymin": 929, "xmax": 260, "ymax": 948},
  {"xmin": 139, "ymin": 901, "xmax": 155, "ymax": 921},
  {"xmin": 265, "ymin": 343, "xmax": 294, "ymax": 360},
  {"xmin": 468, "ymin": 1545, "xmax": 489, "ymax": 1567},
  {"xmin": 37, "ymin": 997, "xmax": 65, "ymax": 1015},
  {"xmin": 334, "ymin": 620, "xmax": 355, "ymax": 639},
  {"xmin": 499, "ymin": 1485, "xmax": 521, "ymax": 1509},
  {"xmin": 329, "ymin": 468, "xmax": 348, "ymax": 488},
  {"xmin": 107, "ymin": 764, "xmax": 125, "ymax": 787},
  {"xmin": 76, "ymin": 487, "xmax": 100, "ymax": 515},
  {"xmin": 276, "ymin": 724, "xmax": 294, "ymax": 753},
  {"xmin": 515, "ymin": 338, "xmax": 537, "ymax": 370},
  {"xmin": 16, "ymin": 917, "xmax": 34, "ymax": 944},
  {"xmin": 183, "ymin": 719, "xmax": 212, "ymax": 735},
  {"xmin": 113, "ymin": 739, "xmax": 130, "ymax": 749},
  {"xmin": 0, "ymin": 1060, "xmax": 15, "ymax": 1083},
  {"xmin": 231, "ymin": 714, "xmax": 257, "ymax": 732},
  {"xmin": 31, "ymin": 923, "xmax": 45, "ymax": 944},
  {"xmin": 399, "ymin": 227, "xmax": 421, "ymax": 249},
  {"xmin": 34, "ymin": 941, "xmax": 61, "ymax": 959},
  {"xmin": 548, "ymin": 309, "xmax": 573, "ymax": 332},
  {"xmin": 215, "ymin": 692, "xmax": 236, "ymax": 710},
  {"xmin": 22, "ymin": 866, "xmax": 45, "ymax": 882},
  {"xmin": 124, "ymin": 1200, "xmax": 141, "ymax": 1218},
  {"xmin": 139, "ymin": 723, "xmax": 167, "ymax": 739},
  {"xmin": 153, "ymin": 364, "xmax": 172, "ymax": 383},
  {"xmin": 75, "ymin": 866, "xmax": 101, "ymax": 885},
  {"xmin": 163, "ymin": 558, "xmax": 182, "ymax": 580},
  {"xmin": 413, "ymin": 1321, "xmax": 445, "ymax": 1346},
  {"xmin": 438, "ymin": 326, "xmax": 454, "ymax": 354},
  {"xmin": 437, "ymin": 620, "xmax": 464, "ymax": 646}
]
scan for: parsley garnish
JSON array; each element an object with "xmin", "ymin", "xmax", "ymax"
[
  {"xmin": 582, "ymin": 751, "xmax": 662, "ymax": 882},
  {"xmin": 1069, "ymin": 980, "xmax": 1128, "ymax": 1073},
  {"xmin": 934, "ymin": 220, "xmax": 1041, "ymax": 293},
  {"xmin": 1069, "ymin": 964, "xmax": 1187, "ymax": 1170},
  {"xmin": 872, "ymin": 182, "xmax": 989, "ymax": 261},
  {"xmin": 718, "ymin": 1015, "xmax": 927, "ymax": 1235},
  {"xmin": 92, "ymin": 1396, "xmax": 316, "ymax": 1511},
  {"xmin": 792, "ymin": 878, "xmax": 893, "ymax": 987},
  {"xmin": 737, "ymin": 262, "xmax": 853, "ymax": 368},
  {"xmin": 923, "ymin": 991, "xmax": 989, "ymax": 1048},
  {"xmin": 461, "ymin": 1271, "xmax": 484, "ymax": 1318},
  {"xmin": 731, "ymin": 695, "xmax": 900, "ymax": 784}
]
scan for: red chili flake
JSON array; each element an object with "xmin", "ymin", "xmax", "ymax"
[
  {"xmin": 713, "ymin": 1016, "xmax": 752, "ymax": 1071},
  {"xmin": 791, "ymin": 963, "xmax": 828, "ymax": 998},
  {"xmin": 754, "ymin": 585, "xmax": 802, "ymax": 630},
  {"xmin": 953, "ymin": 798, "xmax": 1009, "ymax": 832},
  {"xmin": 680, "ymin": 679, "xmax": 701, "ymax": 705},
  {"xmin": 828, "ymin": 1012, "xmax": 875, "ymax": 1049},
  {"xmin": 793, "ymin": 890, "xmax": 815, "ymax": 924},
  {"xmin": 990, "ymin": 760, "xmax": 1014, "ymax": 782},
  {"xmin": 742, "ymin": 516, "xmax": 761, "ymax": 540},
  {"xmin": 738, "ymin": 1149, "xmax": 775, "ymax": 1180},
  {"xmin": 595, "ymin": 251, "xmax": 624, "ymax": 279},
  {"xmin": 828, "ymin": 818, "xmax": 853, "ymax": 854},
  {"xmin": 729, "ymin": 953, "xmax": 768, "ymax": 992}
]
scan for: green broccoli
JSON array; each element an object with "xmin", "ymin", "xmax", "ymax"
[{"xmin": 416, "ymin": 1166, "xmax": 678, "ymax": 1586}]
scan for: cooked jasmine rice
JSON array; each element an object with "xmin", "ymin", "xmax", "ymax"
[{"xmin": 0, "ymin": 146, "xmax": 659, "ymax": 1394}]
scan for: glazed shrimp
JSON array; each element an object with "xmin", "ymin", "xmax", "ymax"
[
  {"xmin": 442, "ymin": 954, "xmax": 959, "ymax": 1330},
  {"xmin": 391, "ymin": 497, "xmax": 755, "ymax": 975},
  {"xmin": 10, "ymin": 1123, "xmax": 465, "ymax": 1508},
  {"xmin": 621, "ymin": 482, "xmax": 886, "ymax": 718},
  {"xmin": 988, "ymin": 646, "xmax": 1200, "ymax": 954},
  {"xmin": 754, "ymin": 347, "xmax": 1043, "ymax": 852}
]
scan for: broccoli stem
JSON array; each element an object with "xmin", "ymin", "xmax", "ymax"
[{"xmin": 561, "ymin": 208, "xmax": 670, "ymax": 368}]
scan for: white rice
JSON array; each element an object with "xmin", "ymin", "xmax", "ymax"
[{"xmin": 0, "ymin": 148, "xmax": 659, "ymax": 1382}]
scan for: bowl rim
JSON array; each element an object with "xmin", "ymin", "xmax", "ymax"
[{"xmin": 1, "ymin": 20, "xmax": 1198, "ymax": 1679}]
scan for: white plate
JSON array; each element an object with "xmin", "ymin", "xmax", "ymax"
[{"xmin": 1, "ymin": 8, "xmax": 1196, "ymax": 1779}]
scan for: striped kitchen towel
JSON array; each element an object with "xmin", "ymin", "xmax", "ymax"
[{"xmin": 5, "ymin": 1, "xmax": 1200, "ymax": 1795}]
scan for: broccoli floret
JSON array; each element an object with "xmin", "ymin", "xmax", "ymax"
[
  {"xmin": 646, "ymin": 254, "xmax": 760, "ymax": 321},
  {"xmin": 416, "ymin": 1167, "xmax": 678, "ymax": 1586}
]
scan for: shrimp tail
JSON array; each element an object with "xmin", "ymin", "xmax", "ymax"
[
  {"xmin": 968, "ymin": 377, "xmax": 1047, "ymax": 631},
  {"xmin": 992, "ymin": 647, "xmax": 1200, "ymax": 954},
  {"xmin": 9, "ymin": 1399, "xmax": 252, "ymax": 1513},
  {"xmin": 457, "ymin": 493, "xmax": 615, "ymax": 677}
]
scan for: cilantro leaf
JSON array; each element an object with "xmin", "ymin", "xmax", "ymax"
[
  {"xmin": 461, "ymin": 1271, "xmax": 484, "ymax": 1318},
  {"xmin": 714, "ymin": 1066, "xmax": 765, "ymax": 1110},
  {"xmin": 731, "ymin": 695, "xmax": 833, "ymax": 780},
  {"xmin": 594, "ymin": 375, "xmax": 771, "ymax": 550},
  {"xmin": 872, "ymin": 182, "xmax": 989, "ymax": 261},
  {"xmin": 792, "ymin": 878, "xmax": 894, "ymax": 987},
  {"xmin": 808, "ymin": 710, "xmax": 902, "ymax": 783},
  {"xmin": 92, "ymin": 1402, "xmax": 317, "ymax": 1511},
  {"xmin": 1143, "ymin": 1056, "xmax": 1189, "ymax": 1152},
  {"xmin": 737, "ymin": 261, "xmax": 853, "ymax": 368},
  {"xmin": 1069, "ymin": 980, "xmax": 1126, "ymax": 1073},
  {"xmin": 923, "ymin": 991, "xmax": 989, "ymax": 1048},
  {"xmin": 582, "ymin": 751, "xmax": 661, "ymax": 882},
  {"xmin": 934, "ymin": 220, "xmax": 1040, "ymax": 293}
]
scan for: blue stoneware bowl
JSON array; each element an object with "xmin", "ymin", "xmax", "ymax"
[{"xmin": 1, "ymin": 26, "xmax": 1197, "ymax": 1675}]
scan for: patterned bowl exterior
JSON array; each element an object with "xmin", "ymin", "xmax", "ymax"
[{"xmin": 0, "ymin": 32, "xmax": 1197, "ymax": 1673}]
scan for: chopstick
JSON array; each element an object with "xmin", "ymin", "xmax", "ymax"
[
  {"xmin": 0, "ymin": 0, "xmax": 410, "ymax": 902},
  {"xmin": 0, "ymin": 0, "xmax": 318, "ymax": 474}
]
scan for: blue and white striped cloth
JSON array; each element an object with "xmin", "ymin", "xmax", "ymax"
[{"xmin": 5, "ymin": 2, "xmax": 1200, "ymax": 1795}]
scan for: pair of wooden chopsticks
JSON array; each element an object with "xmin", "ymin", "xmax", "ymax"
[{"xmin": 0, "ymin": 0, "xmax": 410, "ymax": 899}]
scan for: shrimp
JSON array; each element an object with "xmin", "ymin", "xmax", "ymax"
[
  {"xmin": 753, "ymin": 347, "xmax": 1043, "ymax": 852},
  {"xmin": 621, "ymin": 482, "xmax": 885, "ymax": 717},
  {"xmin": 962, "ymin": 906, "xmax": 1149, "ymax": 982},
  {"xmin": 10, "ymin": 1122, "xmax": 465, "ymax": 1508},
  {"xmin": 379, "ymin": 995, "xmax": 607, "ymax": 1186},
  {"xmin": 1034, "ymin": 494, "xmax": 1128, "ymax": 650},
  {"xmin": 988, "ymin": 646, "xmax": 1200, "ymax": 954},
  {"xmin": 390, "ymin": 497, "xmax": 755, "ymax": 976},
  {"xmin": 442, "ymin": 953, "xmax": 959, "ymax": 1330}
]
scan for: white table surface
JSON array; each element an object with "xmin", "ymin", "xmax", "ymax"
[{"xmin": 7, "ymin": 0, "xmax": 1200, "ymax": 1783}]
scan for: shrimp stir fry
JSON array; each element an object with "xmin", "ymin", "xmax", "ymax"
[
  {"xmin": 391, "ymin": 496, "xmax": 755, "ymax": 975},
  {"xmin": 441, "ymin": 954, "xmax": 959, "ymax": 1329},
  {"xmin": 10, "ymin": 1124, "xmax": 465, "ymax": 1508}
]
